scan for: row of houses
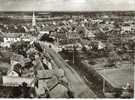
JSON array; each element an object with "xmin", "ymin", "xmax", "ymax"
[{"xmin": 0, "ymin": 32, "xmax": 32, "ymax": 48}]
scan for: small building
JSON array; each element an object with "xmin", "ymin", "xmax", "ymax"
[
  {"xmin": 121, "ymin": 26, "xmax": 132, "ymax": 33},
  {"xmin": 67, "ymin": 32, "xmax": 80, "ymax": 40},
  {"xmin": 42, "ymin": 58, "xmax": 53, "ymax": 70},
  {"xmin": 84, "ymin": 30, "xmax": 95, "ymax": 38}
]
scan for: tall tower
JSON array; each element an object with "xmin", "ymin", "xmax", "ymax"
[{"xmin": 32, "ymin": 12, "xmax": 36, "ymax": 27}]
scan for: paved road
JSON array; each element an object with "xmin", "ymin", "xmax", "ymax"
[{"xmin": 39, "ymin": 42, "xmax": 97, "ymax": 98}]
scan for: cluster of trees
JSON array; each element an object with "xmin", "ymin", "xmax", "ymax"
[{"xmin": 11, "ymin": 41, "xmax": 30, "ymax": 57}]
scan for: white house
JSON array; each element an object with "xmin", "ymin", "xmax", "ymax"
[
  {"xmin": 1, "ymin": 33, "xmax": 28, "ymax": 48},
  {"xmin": 121, "ymin": 26, "xmax": 132, "ymax": 33},
  {"xmin": 7, "ymin": 70, "xmax": 19, "ymax": 77},
  {"xmin": 2, "ymin": 76, "xmax": 35, "ymax": 87},
  {"xmin": 4, "ymin": 37, "xmax": 21, "ymax": 43}
]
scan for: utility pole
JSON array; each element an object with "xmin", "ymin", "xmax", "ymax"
[
  {"xmin": 73, "ymin": 47, "xmax": 74, "ymax": 64},
  {"xmin": 72, "ymin": 45, "xmax": 76, "ymax": 64},
  {"xmin": 103, "ymin": 69, "xmax": 105, "ymax": 93}
]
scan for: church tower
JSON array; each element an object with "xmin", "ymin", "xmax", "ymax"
[{"xmin": 32, "ymin": 12, "xmax": 36, "ymax": 27}]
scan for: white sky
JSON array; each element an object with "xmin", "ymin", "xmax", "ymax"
[{"xmin": 0, "ymin": 0, "xmax": 134, "ymax": 11}]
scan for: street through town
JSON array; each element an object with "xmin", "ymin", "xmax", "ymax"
[{"xmin": 39, "ymin": 41, "xmax": 97, "ymax": 98}]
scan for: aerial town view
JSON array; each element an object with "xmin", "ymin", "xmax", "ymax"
[{"xmin": 0, "ymin": 0, "xmax": 134, "ymax": 99}]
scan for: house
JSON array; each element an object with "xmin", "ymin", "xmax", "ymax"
[
  {"xmin": 0, "ymin": 33, "xmax": 22, "ymax": 48},
  {"xmin": 7, "ymin": 70, "xmax": 19, "ymax": 77},
  {"xmin": 35, "ymin": 69, "xmax": 68, "ymax": 98},
  {"xmin": 10, "ymin": 53, "xmax": 25, "ymax": 67},
  {"xmin": 7, "ymin": 61, "xmax": 22, "ymax": 77},
  {"xmin": 85, "ymin": 30, "xmax": 95, "ymax": 38},
  {"xmin": 3, "ymin": 33, "xmax": 22, "ymax": 43},
  {"xmin": 1, "ymin": 76, "xmax": 35, "ymax": 87},
  {"xmin": 91, "ymin": 19, "xmax": 103, "ymax": 24},
  {"xmin": 61, "ymin": 43, "xmax": 82, "ymax": 51},
  {"xmin": 121, "ymin": 26, "xmax": 132, "ymax": 33},
  {"xmin": 98, "ymin": 41, "xmax": 106, "ymax": 50},
  {"xmin": 0, "ymin": 76, "xmax": 35, "ymax": 98},
  {"xmin": 67, "ymin": 32, "xmax": 80, "ymax": 40},
  {"xmin": 59, "ymin": 32, "xmax": 80, "ymax": 45}
]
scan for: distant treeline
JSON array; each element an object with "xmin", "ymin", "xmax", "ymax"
[
  {"xmin": 0, "ymin": 17, "xmax": 31, "ymax": 24},
  {"xmin": 0, "ymin": 11, "xmax": 134, "ymax": 24},
  {"xmin": 0, "ymin": 11, "xmax": 135, "ymax": 17}
]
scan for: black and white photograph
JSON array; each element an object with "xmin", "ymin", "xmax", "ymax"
[{"xmin": 0, "ymin": 0, "xmax": 134, "ymax": 98}]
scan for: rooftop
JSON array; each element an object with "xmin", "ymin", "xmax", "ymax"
[{"xmin": 1, "ymin": 76, "xmax": 35, "ymax": 87}]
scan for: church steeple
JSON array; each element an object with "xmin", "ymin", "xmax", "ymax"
[{"xmin": 32, "ymin": 12, "xmax": 36, "ymax": 27}]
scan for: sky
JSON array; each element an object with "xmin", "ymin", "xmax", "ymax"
[{"xmin": 0, "ymin": 0, "xmax": 134, "ymax": 11}]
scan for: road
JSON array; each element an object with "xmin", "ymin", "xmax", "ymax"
[{"xmin": 39, "ymin": 41, "xmax": 97, "ymax": 98}]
